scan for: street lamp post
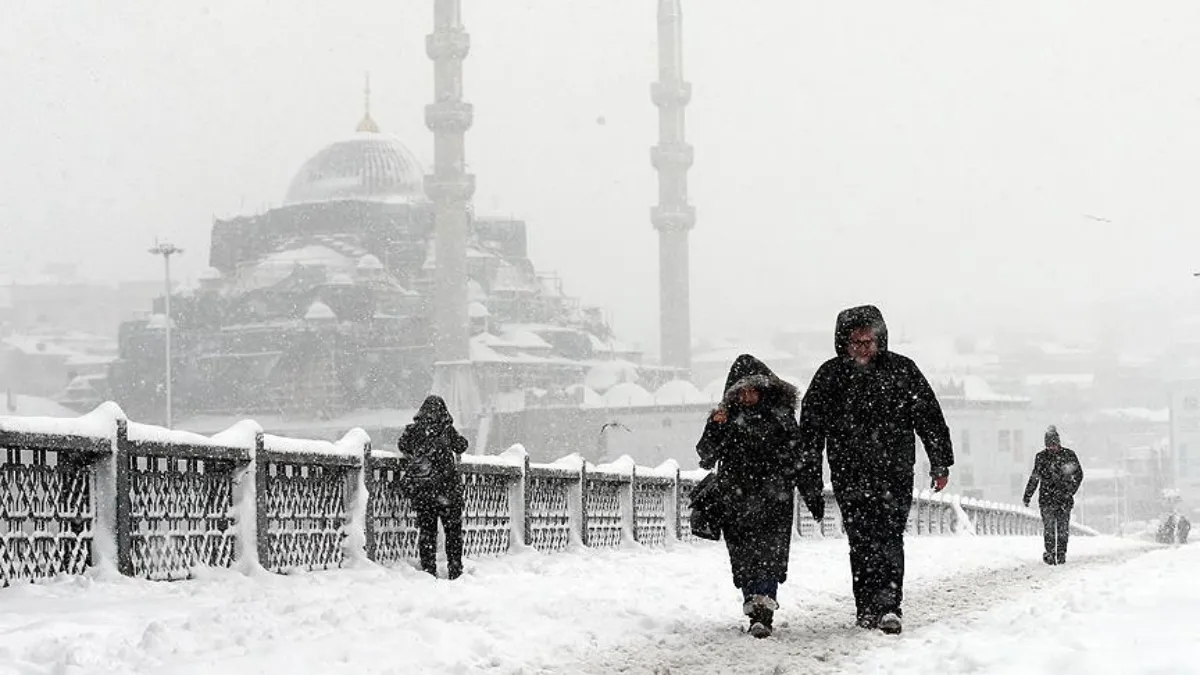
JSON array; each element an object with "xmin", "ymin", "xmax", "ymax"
[{"xmin": 148, "ymin": 242, "xmax": 182, "ymax": 428}]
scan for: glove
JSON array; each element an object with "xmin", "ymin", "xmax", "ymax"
[
  {"xmin": 930, "ymin": 466, "xmax": 949, "ymax": 492},
  {"xmin": 803, "ymin": 491, "xmax": 825, "ymax": 521},
  {"xmin": 1023, "ymin": 498, "xmax": 1030, "ymax": 508}
]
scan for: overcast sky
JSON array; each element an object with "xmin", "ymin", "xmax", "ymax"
[{"xmin": 2, "ymin": 1, "xmax": 1199, "ymax": 352}]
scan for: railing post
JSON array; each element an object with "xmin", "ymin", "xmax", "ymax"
[
  {"xmin": 579, "ymin": 461, "xmax": 590, "ymax": 547},
  {"xmin": 341, "ymin": 436, "xmax": 372, "ymax": 565},
  {"xmin": 821, "ymin": 491, "xmax": 837, "ymax": 537},
  {"xmin": 507, "ymin": 453, "xmax": 528, "ymax": 550},
  {"xmin": 113, "ymin": 418, "xmax": 133, "ymax": 577},
  {"xmin": 625, "ymin": 465, "xmax": 638, "ymax": 544},
  {"xmin": 90, "ymin": 414, "xmax": 124, "ymax": 577},
  {"xmin": 671, "ymin": 466, "xmax": 681, "ymax": 542},
  {"xmin": 792, "ymin": 488, "xmax": 802, "ymax": 538},
  {"xmin": 362, "ymin": 440, "xmax": 377, "ymax": 562},
  {"xmin": 254, "ymin": 432, "xmax": 270, "ymax": 571},
  {"xmin": 522, "ymin": 454, "xmax": 532, "ymax": 549}
]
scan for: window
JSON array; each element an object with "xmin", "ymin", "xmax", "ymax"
[
  {"xmin": 960, "ymin": 429, "xmax": 971, "ymax": 456},
  {"xmin": 998, "ymin": 430, "xmax": 1011, "ymax": 453},
  {"xmin": 1013, "ymin": 430, "xmax": 1025, "ymax": 462}
]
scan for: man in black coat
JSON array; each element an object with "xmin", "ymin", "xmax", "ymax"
[
  {"xmin": 798, "ymin": 305, "xmax": 954, "ymax": 634},
  {"xmin": 1023, "ymin": 425, "xmax": 1084, "ymax": 565},
  {"xmin": 397, "ymin": 395, "xmax": 470, "ymax": 579},
  {"xmin": 696, "ymin": 354, "xmax": 820, "ymax": 639}
]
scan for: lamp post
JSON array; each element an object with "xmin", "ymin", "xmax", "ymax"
[{"xmin": 148, "ymin": 242, "xmax": 182, "ymax": 428}]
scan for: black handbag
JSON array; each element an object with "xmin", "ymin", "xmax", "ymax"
[{"xmin": 689, "ymin": 470, "xmax": 726, "ymax": 541}]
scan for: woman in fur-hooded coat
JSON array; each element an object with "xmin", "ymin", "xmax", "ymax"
[{"xmin": 696, "ymin": 354, "xmax": 815, "ymax": 628}]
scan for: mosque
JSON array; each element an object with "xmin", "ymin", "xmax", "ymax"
[{"xmin": 107, "ymin": 0, "xmax": 699, "ymax": 452}]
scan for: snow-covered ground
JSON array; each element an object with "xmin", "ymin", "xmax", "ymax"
[
  {"xmin": 0, "ymin": 535, "xmax": 1171, "ymax": 674},
  {"xmin": 853, "ymin": 542, "xmax": 1200, "ymax": 675}
]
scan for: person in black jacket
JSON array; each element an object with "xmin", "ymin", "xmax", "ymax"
[
  {"xmin": 1023, "ymin": 425, "xmax": 1083, "ymax": 565},
  {"xmin": 798, "ymin": 305, "xmax": 954, "ymax": 634},
  {"xmin": 696, "ymin": 354, "xmax": 820, "ymax": 639},
  {"xmin": 397, "ymin": 395, "xmax": 470, "ymax": 579}
]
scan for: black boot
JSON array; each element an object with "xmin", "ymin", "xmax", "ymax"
[
  {"xmin": 856, "ymin": 613, "xmax": 880, "ymax": 629},
  {"xmin": 747, "ymin": 606, "xmax": 774, "ymax": 639},
  {"xmin": 878, "ymin": 612, "xmax": 902, "ymax": 635},
  {"xmin": 743, "ymin": 596, "xmax": 777, "ymax": 639}
]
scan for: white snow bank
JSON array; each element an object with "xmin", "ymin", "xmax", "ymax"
[
  {"xmin": 0, "ymin": 536, "xmax": 1149, "ymax": 674},
  {"xmin": 210, "ymin": 420, "xmax": 262, "ymax": 449},
  {"xmin": 0, "ymin": 401, "xmax": 123, "ymax": 440},
  {"xmin": 547, "ymin": 452, "xmax": 585, "ymax": 472},
  {"xmin": 127, "ymin": 421, "xmax": 251, "ymax": 449},
  {"xmin": 591, "ymin": 454, "xmax": 636, "ymax": 476},
  {"xmin": 262, "ymin": 428, "xmax": 367, "ymax": 459},
  {"xmin": 850, "ymin": 543, "xmax": 1200, "ymax": 675}
]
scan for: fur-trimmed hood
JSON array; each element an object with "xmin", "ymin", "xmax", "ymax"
[{"xmin": 720, "ymin": 354, "xmax": 799, "ymax": 411}]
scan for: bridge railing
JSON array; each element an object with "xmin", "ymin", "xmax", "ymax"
[{"xmin": 0, "ymin": 403, "xmax": 1092, "ymax": 586}]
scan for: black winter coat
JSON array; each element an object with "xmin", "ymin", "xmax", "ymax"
[
  {"xmin": 1023, "ymin": 448, "xmax": 1083, "ymax": 509},
  {"xmin": 696, "ymin": 355, "xmax": 805, "ymax": 588},
  {"xmin": 397, "ymin": 395, "xmax": 469, "ymax": 508},
  {"xmin": 798, "ymin": 306, "xmax": 954, "ymax": 500}
]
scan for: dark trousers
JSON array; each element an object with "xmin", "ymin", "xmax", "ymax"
[
  {"xmin": 416, "ymin": 497, "xmax": 464, "ymax": 578},
  {"xmin": 1040, "ymin": 504, "xmax": 1071, "ymax": 563},
  {"xmin": 838, "ymin": 484, "xmax": 914, "ymax": 620},
  {"xmin": 742, "ymin": 580, "xmax": 779, "ymax": 602}
]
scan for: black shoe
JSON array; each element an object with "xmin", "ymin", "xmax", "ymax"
[
  {"xmin": 856, "ymin": 614, "xmax": 880, "ymax": 630},
  {"xmin": 744, "ymin": 600, "xmax": 772, "ymax": 634},
  {"xmin": 1056, "ymin": 557, "xmax": 1065, "ymax": 565},
  {"xmin": 1042, "ymin": 553, "xmax": 1056, "ymax": 565},
  {"xmin": 749, "ymin": 621, "xmax": 772, "ymax": 639},
  {"xmin": 448, "ymin": 566, "xmax": 463, "ymax": 580},
  {"xmin": 878, "ymin": 612, "xmax": 902, "ymax": 635}
]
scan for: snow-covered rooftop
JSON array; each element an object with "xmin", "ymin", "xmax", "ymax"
[
  {"xmin": 652, "ymin": 380, "xmax": 708, "ymax": 406},
  {"xmin": 603, "ymin": 382, "xmax": 654, "ymax": 407},
  {"xmin": 1024, "ymin": 373, "xmax": 1096, "ymax": 387},
  {"xmin": 1097, "ymin": 408, "xmax": 1170, "ymax": 424}
]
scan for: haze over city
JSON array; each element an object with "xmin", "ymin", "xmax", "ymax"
[{"xmin": 4, "ymin": 0, "xmax": 1200, "ymax": 350}]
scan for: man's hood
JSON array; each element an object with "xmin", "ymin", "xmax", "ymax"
[{"xmin": 834, "ymin": 304, "xmax": 889, "ymax": 357}]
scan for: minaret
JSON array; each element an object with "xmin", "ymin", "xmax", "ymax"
[
  {"xmin": 357, "ymin": 73, "xmax": 380, "ymax": 133},
  {"xmin": 426, "ymin": 0, "xmax": 480, "ymax": 424},
  {"xmin": 651, "ymin": 0, "xmax": 695, "ymax": 376}
]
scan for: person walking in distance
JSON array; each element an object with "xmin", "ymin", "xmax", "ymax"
[
  {"xmin": 797, "ymin": 305, "xmax": 954, "ymax": 634},
  {"xmin": 397, "ymin": 395, "xmax": 469, "ymax": 579},
  {"xmin": 695, "ymin": 354, "xmax": 821, "ymax": 639},
  {"xmin": 1023, "ymin": 425, "xmax": 1084, "ymax": 565}
]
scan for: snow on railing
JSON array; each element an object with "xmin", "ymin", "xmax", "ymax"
[{"xmin": 0, "ymin": 402, "xmax": 1082, "ymax": 586}]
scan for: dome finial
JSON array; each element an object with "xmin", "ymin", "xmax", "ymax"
[{"xmin": 356, "ymin": 72, "xmax": 380, "ymax": 133}]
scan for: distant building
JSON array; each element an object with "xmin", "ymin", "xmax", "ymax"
[
  {"xmin": 107, "ymin": 111, "xmax": 639, "ymax": 426},
  {"xmin": 1, "ymin": 264, "xmax": 159, "ymax": 339}
]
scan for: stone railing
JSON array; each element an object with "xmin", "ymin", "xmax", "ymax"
[{"xmin": 0, "ymin": 403, "xmax": 1092, "ymax": 586}]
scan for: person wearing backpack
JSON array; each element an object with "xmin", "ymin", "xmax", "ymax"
[{"xmin": 397, "ymin": 395, "xmax": 469, "ymax": 579}]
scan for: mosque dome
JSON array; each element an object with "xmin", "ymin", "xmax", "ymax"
[{"xmin": 283, "ymin": 132, "xmax": 426, "ymax": 206}]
